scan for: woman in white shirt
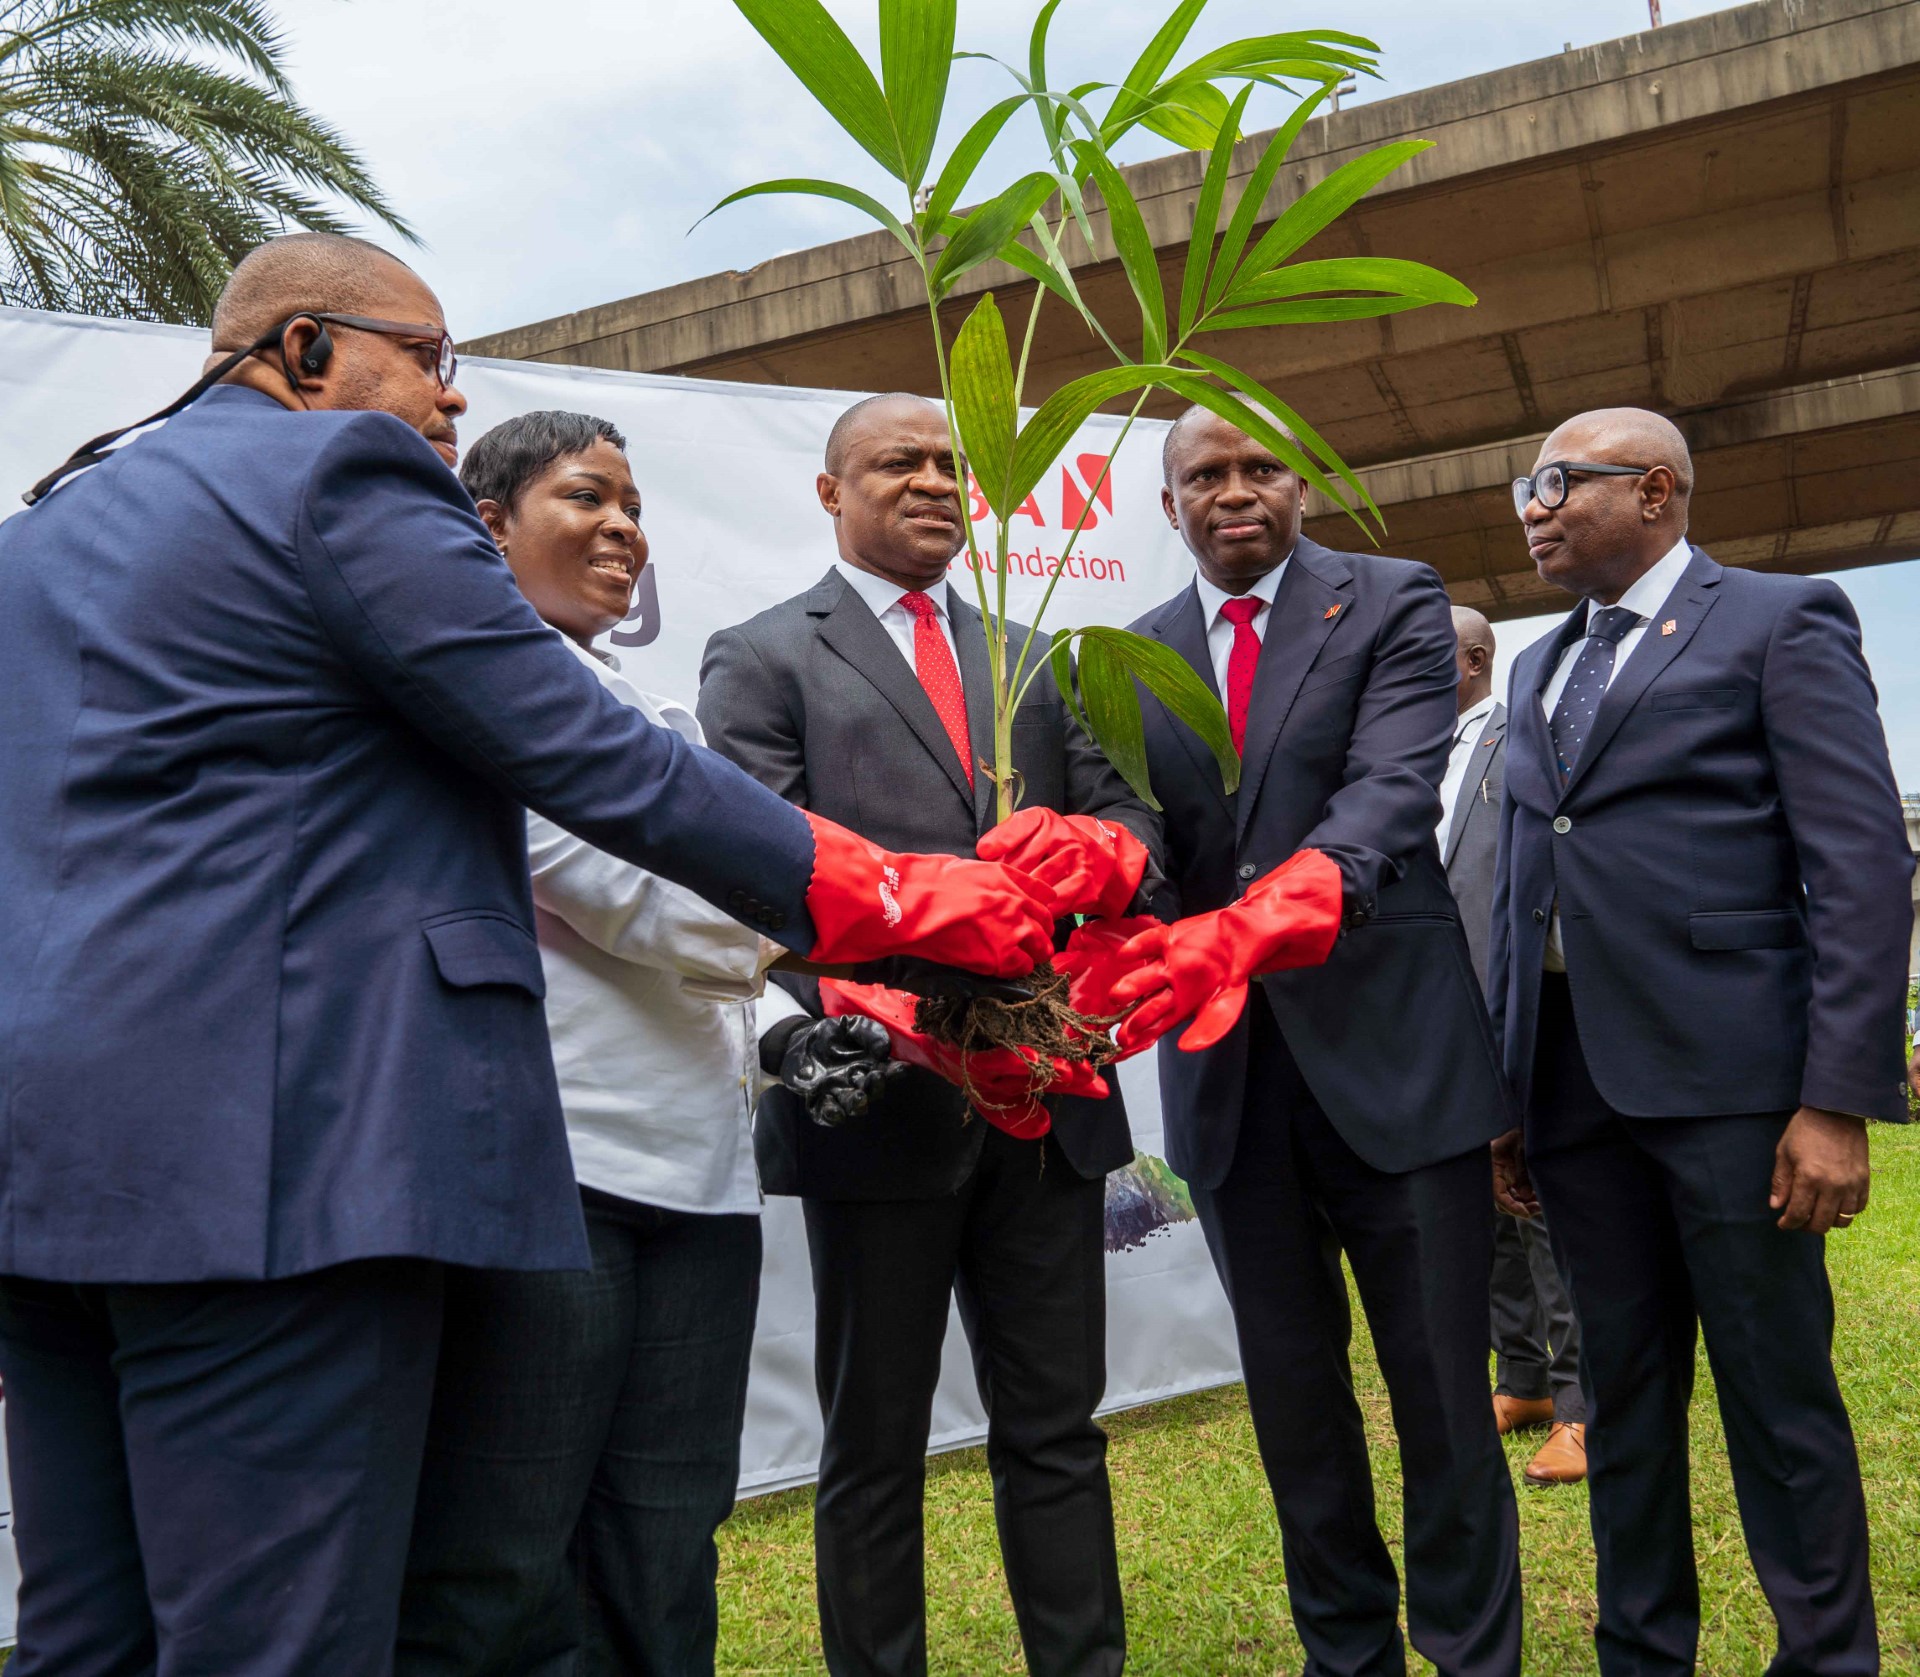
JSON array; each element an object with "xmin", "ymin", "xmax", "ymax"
[{"xmin": 396, "ymin": 412, "xmax": 892, "ymax": 1676}]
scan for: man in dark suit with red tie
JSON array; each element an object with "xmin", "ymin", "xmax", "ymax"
[
  {"xmin": 697, "ymin": 394, "xmax": 1162, "ymax": 1677},
  {"xmin": 1110, "ymin": 407, "xmax": 1522, "ymax": 1676}
]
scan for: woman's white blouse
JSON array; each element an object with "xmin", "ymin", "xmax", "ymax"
[{"xmin": 527, "ymin": 640, "xmax": 800, "ymax": 1215}]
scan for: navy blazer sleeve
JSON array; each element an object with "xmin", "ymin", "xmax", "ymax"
[
  {"xmin": 1301, "ymin": 563, "xmax": 1456, "ymax": 909},
  {"xmin": 294, "ymin": 414, "xmax": 819, "ymax": 950},
  {"xmin": 1758, "ymin": 580, "xmax": 1915, "ymax": 1118}
]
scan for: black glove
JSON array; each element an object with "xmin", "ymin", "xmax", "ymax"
[{"xmin": 760, "ymin": 1015, "xmax": 906, "ymax": 1128}]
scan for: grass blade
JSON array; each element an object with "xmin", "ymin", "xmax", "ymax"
[
  {"xmin": 1178, "ymin": 80, "xmax": 1253, "ymax": 340},
  {"xmin": 1204, "ymin": 81, "xmax": 1332, "ymax": 313},
  {"xmin": 1008, "ymin": 363, "xmax": 1177, "ymax": 510},
  {"xmin": 1078, "ymin": 632, "xmax": 1161, "ymax": 811},
  {"xmin": 1028, "ymin": 0, "xmax": 1069, "ymax": 159},
  {"xmin": 930, "ymin": 170, "xmax": 1057, "ymax": 298},
  {"xmin": 1084, "ymin": 625, "xmax": 1241, "ymax": 795},
  {"xmin": 1222, "ymin": 255, "xmax": 1476, "ymax": 308},
  {"xmin": 1073, "ymin": 139, "xmax": 1166, "ymax": 362},
  {"xmin": 879, "ymin": 0, "xmax": 956, "ymax": 189},
  {"xmin": 1050, "ymin": 629, "xmax": 1093, "ymax": 739},
  {"xmin": 1104, "ymin": 0, "xmax": 1210, "ymax": 140},
  {"xmin": 1228, "ymin": 139, "xmax": 1433, "ymax": 287},
  {"xmin": 951, "ymin": 294, "xmax": 1018, "ymax": 518},
  {"xmin": 922, "ymin": 94, "xmax": 1029, "ymax": 236},
  {"xmin": 733, "ymin": 0, "xmax": 899, "ymax": 180},
  {"xmin": 698, "ymin": 177, "xmax": 916, "ymax": 259}
]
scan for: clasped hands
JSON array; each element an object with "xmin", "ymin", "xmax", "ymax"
[{"xmin": 801, "ymin": 810, "xmax": 1344, "ymax": 1134}]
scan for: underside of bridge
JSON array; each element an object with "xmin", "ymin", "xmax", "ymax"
[{"xmin": 466, "ymin": 0, "xmax": 1920, "ymax": 620}]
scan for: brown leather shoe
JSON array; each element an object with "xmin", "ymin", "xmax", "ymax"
[
  {"xmin": 1493, "ymin": 1393, "xmax": 1555, "ymax": 1436},
  {"xmin": 1524, "ymin": 1422, "xmax": 1587, "ymax": 1487}
]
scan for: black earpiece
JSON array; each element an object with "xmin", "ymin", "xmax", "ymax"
[{"xmin": 296, "ymin": 321, "xmax": 334, "ymax": 376}]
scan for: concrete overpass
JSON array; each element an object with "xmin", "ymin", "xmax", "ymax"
[{"xmin": 467, "ymin": 0, "xmax": 1920, "ymax": 620}]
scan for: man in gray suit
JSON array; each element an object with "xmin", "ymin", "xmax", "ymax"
[
  {"xmin": 697, "ymin": 393, "xmax": 1160, "ymax": 1677},
  {"xmin": 1442, "ymin": 606, "xmax": 1586, "ymax": 1487}
]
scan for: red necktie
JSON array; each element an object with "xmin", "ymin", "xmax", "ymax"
[
  {"xmin": 1219, "ymin": 595, "xmax": 1266, "ymax": 753},
  {"xmin": 898, "ymin": 590, "xmax": 973, "ymax": 787}
]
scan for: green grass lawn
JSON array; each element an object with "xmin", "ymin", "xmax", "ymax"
[{"xmin": 716, "ymin": 1124, "xmax": 1920, "ymax": 1674}]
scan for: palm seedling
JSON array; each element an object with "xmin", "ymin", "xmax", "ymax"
[{"xmin": 710, "ymin": 0, "xmax": 1476, "ymax": 823}]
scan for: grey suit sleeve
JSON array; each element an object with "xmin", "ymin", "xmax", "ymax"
[
  {"xmin": 697, "ymin": 622, "xmax": 810, "ymax": 808},
  {"xmin": 1759, "ymin": 580, "xmax": 1916, "ymax": 1119},
  {"xmin": 294, "ymin": 414, "xmax": 817, "ymax": 949}
]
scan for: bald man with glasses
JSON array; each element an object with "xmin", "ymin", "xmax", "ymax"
[{"xmin": 1489, "ymin": 408, "xmax": 1912, "ymax": 1676}]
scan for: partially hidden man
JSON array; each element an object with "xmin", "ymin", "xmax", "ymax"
[
  {"xmin": 1491, "ymin": 408, "xmax": 1914, "ymax": 1676},
  {"xmin": 697, "ymin": 393, "xmax": 1163, "ymax": 1677},
  {"xmin": 0, "ymin": 238, "xmax": 1054, "ymax": 1676},
  {"xmin": 1117, "ymin": 407, "xmax": 1524, "ymax": 1677}
]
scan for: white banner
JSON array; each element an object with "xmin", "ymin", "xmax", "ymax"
[{"xmin": 0, "ymin": 307, "xmax": 1240, "ymax": 1557}]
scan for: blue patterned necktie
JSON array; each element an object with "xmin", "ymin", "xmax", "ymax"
[{"xmin": 1548, "ymin": 604, "xmax": 1641, "ymax": 784}]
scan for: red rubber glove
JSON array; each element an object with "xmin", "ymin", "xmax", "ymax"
[
  {"xmin": 1053, "ymin": 915, "xmax": 1162, "ymax": 1057},
  {"xmin": 820, "ymin": 979, "xmax": 1109, "ymax": 1139},
  {"xmin": 803, "ymin": 812, "xmax": 1052, "ymax": 978},
  {"xmin": 1109, "ymin": 849, "xmax": 1342, "ymax": 1054},
  {"xmin": 974, "ymin": 808, "xmax": 1150, "ymax": 920}
]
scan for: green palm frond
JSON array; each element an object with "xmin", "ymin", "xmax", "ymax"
[{"xmin": 0, "ymin": 0, "xmax": 411, "ymax": 322}]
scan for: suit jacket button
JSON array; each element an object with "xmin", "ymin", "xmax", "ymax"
[
  {"xmin": 728, "ymin": 890, "xmax": 749, "ymax": 912},
  {"xmin": 766, "ymin": 910, "xmax": 786, "ymax": 931},
  {"xmin": 1237, "ymin": 863, "xmax": 1257, "ymax": 880},
  {"xmin": 1552, "ymin": 816, "xmax": 1573, "ymax": 834},
  {"xmin": 1533, "ymin": 908, "xmax": 1547, "ymax": 925}
]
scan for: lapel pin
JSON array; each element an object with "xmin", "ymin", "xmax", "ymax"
[
  {"xmin": 1660, "ymin": 619, "xmax": 1677, "ymax": 636},
  {"xmin": 1324, "ymin": 604, "xmax": 1342, "ymax": 621}
]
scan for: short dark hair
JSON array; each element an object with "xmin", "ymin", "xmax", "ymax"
[{"xmin": 459, "ymin": 410, "xmax": 629, "ymax": 510}]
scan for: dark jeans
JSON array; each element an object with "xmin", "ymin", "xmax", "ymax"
[
  {"xmin": 397, "ymin": 1190, "xmax": 763, "ymax": 1677},
  {"xmin": 1189, "ymin": 995, "xmax": 1521, "ymax": 1677},
  {"xmin": 804, "ymin": 1124, "xmax": 1124, "ymax": 1677},
  {"xmin": 1527, "ymin": 973, "xmax": 1876, "ymax": 1676},
  {"xmin": 0, "ymin": 1259, "xmax": 443, "ymax": 1677},
  {"xmin": 1490, "ymin": 1205, "xmax": 1585, "ymax": 1423}
]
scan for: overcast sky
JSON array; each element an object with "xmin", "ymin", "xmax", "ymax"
[{"xmin": 261, "ymin": 0, "xmax": 1919, "ymax": 785}]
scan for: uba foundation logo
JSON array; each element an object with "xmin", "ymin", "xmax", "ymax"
[{"xmin": 959, "ymin": 452, "xmax": 1130, "ymax": 585}]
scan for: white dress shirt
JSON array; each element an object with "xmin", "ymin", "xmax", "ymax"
[
  {"xmin": 1537, "ymin": 536, "xmax": 1693, "ymax": 969},
  {"xmin": 528, "ymin": 640, "xmax": 790, "ymax": 1215},
  {"xmin": 1436, "ymin": 692, "xmax": 1499, "ymax": 850},
  {"xmin": 834, "ymin": 559, "xmax": 964, "ymax": 687},
  {"xmin": 1191, "ymin": 554, "xmax": 1291, "ymax": 698}
]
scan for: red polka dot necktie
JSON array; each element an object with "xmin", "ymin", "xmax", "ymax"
[
  {"xmin": 898, "ymin": 590, "xmax": 973, "ymax": 787},
  {"xmin": 1219, "ymin": 595, "xmax": 1267, "ymax": 754}
]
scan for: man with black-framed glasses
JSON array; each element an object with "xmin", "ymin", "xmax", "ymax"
[{"xmin": 1489, "ymin": 406, "xmax": 1911, "ymax": 1676}]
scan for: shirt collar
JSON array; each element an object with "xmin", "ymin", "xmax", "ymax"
[
  {"xmin": 834, "ymin": 558, "xmax": 948, "ymax": 622},
  {"xmin": 1585, "ymin": 536, "xmax": 1693, "ymax": 628},
  {"xmin": 1193, "ymin": 548, "xmax": 1291, "ymax": 629},
  {"xmin": 1455, "ymin": 692, "xmax": 1498, "ymax": 737}
]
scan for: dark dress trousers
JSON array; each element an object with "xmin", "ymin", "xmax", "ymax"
[
  {"xmin": 0, "ymin": 386, "xmax": 820, "ymax": 1675},
  {"xmin": 1443, "ymin": 707, "xmax": 1584, "ymax": 1423},
  {"xmin": 1489, "ymin": 547, "xmax": 1914, "ymax": 1675},
  {"xmin": 698, "ymin": 567, "xmax": 1160, "ymax": 1677},
  {"xmin": 1131, "ymin": 538, "xmax": 1521, "ymax": 1677}
]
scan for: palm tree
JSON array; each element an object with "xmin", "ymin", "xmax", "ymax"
[{"xmin": 0, "ymin": 0, "xmax": 412, "ymax": 323}]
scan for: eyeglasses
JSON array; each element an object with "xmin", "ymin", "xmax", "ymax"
[
  {"xmin": 1511, "ymin": 461, "xmax": 1648, "ymax": 519},
  {"xmin": 311, "ymin": 312, "xmax": 458, "ymax": 388}
]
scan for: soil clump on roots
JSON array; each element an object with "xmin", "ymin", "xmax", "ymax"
[{"xmin": 913, "ymin": 959, "xmax": 1120, "ymax": 1112}]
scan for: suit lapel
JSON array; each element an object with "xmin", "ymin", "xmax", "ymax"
[
  {"xmin": 947, "ymin": 586, "xmax": 997, "ymax": 833},
  {"xmin": 1560, "ymin": 547, "xmax": 1722, "ymax": 801},
  {"xmin": 1236, "ymin": 541, "xmax": 1354, "ymax": 842},
  {"xmin": 813, "ymin": 569, "xmax": 974, "ymax": 812},
  {"xmin": 1443, "ymin": 703, "xmax": 1505, "ymax": 867},
  {"xmin": 1144, "ymin": 583, "xmax": 1234, "ymax": 821}
]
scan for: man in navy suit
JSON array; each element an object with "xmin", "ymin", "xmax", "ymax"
[
  {"xmin": 1490, "ymin": 407, "xmax": 1913, "ymax": 1675},
  {"xmin": 1120, "ymin": 407, "xmax": 1521, "ymax": 1677},
  {"xmin": 0, "ymin": 235, "xmax": 1052, "ymax": 1675}
]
